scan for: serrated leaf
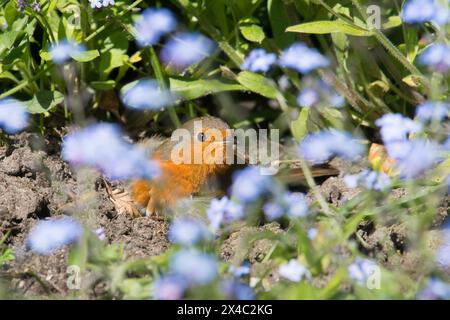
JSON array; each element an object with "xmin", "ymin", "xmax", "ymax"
[
  {"xmin": 70, "ymin": 50, "xmax": 100, "ymax": 62},
  {"xmin": 286, "ymin": 20, "xmax": 373, "ymax": 37},
  {"xmin": 239, "ymin": 24, "xmax": 265, "ymax": 43},
  {"xmin": 236, "ymin": 71, "xmax": 278, "ymax": 99},
  {"xmin": 25, "ymin": 90, "xmax": 64, "ymax": 114}
]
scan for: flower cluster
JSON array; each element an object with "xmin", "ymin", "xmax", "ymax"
[
  {"xmin": 121, "ymin": 79, "xmax": 176, "ymax": 111},
  {"xmin": 278, "ymin": 259, "xmax": 310, "ymax": 282},
  {"xmin": 0, "ymin": 98, "xmax": 28, "ymax": 134},
  {"xmin": 297, "ymin": 77, "xmax": 345, "ymax": 108},
  {"xmin": 402, "ymin": 0, "xmax": 450, "ymax": 25},
  {"xmin": 299, "ymin": 130, "xmax": 365, "ymax": 164},
  {"xmin": 206, "ymin": 196, "xmax": 244, "ymax": 231},
  {"xmin": 375, "ymin": 112, "xmax": 446, "ymax": 179},
  {"xmin": 161, "ymin": 32, "xmax": 216, "ymax": 70},
  {"xmin": 134, "ymin": 8, "xmax": 215, "ymax": 70},
  {"xmin": 344, "ymin": 169, "xmax": 391, "ymax": 191},
  {"xmin": 263, "ymin": 192, "xmax": 309, "ymax": 221},
  {"xmin": 242, "ymin": 43, "xmax": 329, "ymax": 75},
  {"xmin": 348, "ymin": 258, "xmax": 379, "ymax": 286},
  {"xmin": 241, "ymin": 49, "xmax": 277, "ymax": 73},
  {"xmin": 279, "ymin": 43, "xmax": 330, "ymax": 74},
  {"xmin": 62, "ymin": 123, "xmax": 160, "ymax": 180},
  {"xmin": 419, "ymin": 43, "xmax": 450, "ymax": 73},
  {"xmin": 89, "ymin": 0, "xmax": 115, "ymax": 8},
  {"xmin": 168, "ymin": 218, "xmax": 212, "ymax": 246},
  {"xmin": 134, "ymin": 8, "xmax": 177, "ymax": 47},
  {"xmin": 26, "ymin": 217, "xmax": 83, "ymax": 255},
  {"xmin": 49, "ymin": 39, "xmax": 85, "ymax": 65}
]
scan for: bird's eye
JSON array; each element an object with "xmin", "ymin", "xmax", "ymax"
[{"xmin": 197, "ymin": 132, "xmax": 206, "ymax": 142}]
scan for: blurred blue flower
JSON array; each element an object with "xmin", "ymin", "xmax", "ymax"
[
  {"xmin": 26, "ymin": 217, "xmax": 83, "ymax": 255},
  {"xmin": 220, "ymin": 280, "xmax": 255, "ymax": 300},
  {"xmin": 241, "ymin": 49, "xmax": 277, "ymax": 73},
  {"xmin": 121, "ymin": 79, "xmax": 176, "ymax": 110},
  {"xmin": 348, "ymin": 257, "xmax": 378, "ymax": 286},
  {"xmin": 402, "ymin": 0, "xmax": 450, "ymax": 25},
  {"xmin": 418, "ymin": 278, "xmax": 450, "ymax": 300},
  {"xmin": 278, "ymin": 259, "xmax": 310, "ymax": 282},
  {"xmin": 387, "ymin": 139, "xmax": 441, "ymax": 179},
  {"xmin": 344, "ymin": 170, "xmax": 391, "ymax": 191},
  {"xmin": 416, "ymin": 101, "xmax": 449, "ymax": 122},
  {"xmin": 375, "ymin": 113, "xmax": 421, "ymax": 144},
  {"xmin": 153, "ymin": 275, "xmax": 187, "ymax": 300},
  {"xmin": 263, "ymin": 202, "xmax": 284, "ymax": 221},
  {"xmin": 170, "ymin": 249, "xmax": 218, "ymax": 285},
  {"xmin": 134, "ymin": 8, "xmax": 177, "ymax": 47},
  {"xmin": 299, "ymin": 130, "xmax": 365, "ymax": 164},
  {"xmin": 95, "ymin": 228, "xmax": 105, "ymax": 241},
  {"xmin": 444, "ymin": 137, "xmax": 450, "ymax": 151},
  {"xmin": 297, "ymin": 78, "xmax": 345, "ymax": 108},
  {"xmin": 168, "ymin": 218, "xmax": 211, "ymax": 246},
  {"xmin": 419, "ymin": 43, "xmax": 450, "ymax": 73},
  {"xmin": 229, "ymin": 263, "xmax": 251, "ymax": 278},
  {"xmin": 284, "ymin": 192, "xmax": 309, "ymax": 218},
  {"xmin": 436, "ymin": 225, "xmax": 450, "ymax": 270},
  {"xmin": 207, "ymin": 196, "xmax": 244, "ymax": 231},
  {"xmin": 102, "ymin": 0, "xmax": 114, "ymax": 7},
  {"xmin": 89, "ymin": 0, "xmax": 103, "ymax": 8},
  {"xmin": 279, "ymin": 43, "xmax": 329, "ymax": 74},
  {"xmin": 297, "ymin": 88, "xmax": 320, "ymax": 108},
  {"xmin": 49, "ymin": 39, "xmax": 85, "ymax": 64},
  {"xmin": 230, "ymin": 166, "xmax": 272, "ymax": 203},
  {"xmin": 62, "ymin": 123, "xmax": 160, "ymax": 180},
  {"xmin": 0, "ymin": 98, "xmax": 28, "ymax": 134},
  {"xmin": 263, "ymin": 192, "xmax": 309, "ymax": 221},
  {"xmin": 89, "ymin": 0, "xmax": 114, "ymax": 8},
  {"xmin": 307, "ymin": 228, "xmax": 318, "ymax": 240},
  {"xmin": 161, "ymin": 32, "xmax": 215, "ymax": 69}
]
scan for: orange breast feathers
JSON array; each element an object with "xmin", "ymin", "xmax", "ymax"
[{"xmin": 131, "ymin": 116, "xmax": 232, "ymax": 215}]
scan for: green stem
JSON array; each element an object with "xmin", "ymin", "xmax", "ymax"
[
  {"xmin": 146, "ymin": 47, "xmax": 181, "ymax": 128},
  {"xmin": 350, "ymin": 0, "xmax": 424, "ymax": 78}
]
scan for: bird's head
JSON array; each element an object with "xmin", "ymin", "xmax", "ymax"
[{"xmin": 157, "ymin": 116, "xmax": 234, "ymax": 168}]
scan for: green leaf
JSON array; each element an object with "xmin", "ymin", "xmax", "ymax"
[
  {"xmin": 90, "ymin": 80, "xmax": 116, "ymax": 90},
  {"xmin": 25, "ymin": 90, "xmax": 64, "ymax": 114},
  {"xmin": 382, "ymin": 15, "xmax": 402, "ymax": 29},
  {"xmin": 0, "ymin": 31, "xmax": 21, "ymax": 56},
  {"xmin": 99, "ymin": 49, "xmax": 128, "ymax": 76},
  {"xmin": 239, "ymin": 24, "xmax": 265, "ymax": 43},
  {"xmin": 286, "ymin": 20, "xmax": 373, "ymax": 37},
  {"xmin": 4, "ymin": 0, "xmax": 18, "ymax": 27},
  {"xmin": 268, "ymin": 0, "xmax": 295, "ymax": 48},
  {"xmin": 70, "ymin": 49, "xmax": 100, "ymax": 62},
  {"xmin": 236, "ymin": 71, "xmax": 278, "ymax": 99},
  {"xmin": 291, "ymin": 108, "xmax": 310, "ymax": 142},
  {"xmin": 169, "ymin": 78, "xmax": 245, "ymax": 101}
]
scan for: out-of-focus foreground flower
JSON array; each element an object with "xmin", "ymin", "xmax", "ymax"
[
  {"xmin": 0, "ymin": 98, "xmax": 28, "ymax": 134},
  {"xmin": 160, "ymin": 32, "xmax": 216, "ymax": 69},
  {"xmin": 26, "ymin": 217, "xmax": 83, "ymax": 255},
  {"xmin": 121, "ymin": 79, "xmax": 176, "ymax": 110},
  {"xmin": 62, "ymin": 123, "xmax": 160, "ymax": 180},
  {"xmin": 134, "ymin": 8, "xmax": 177, "ymax": 47}
]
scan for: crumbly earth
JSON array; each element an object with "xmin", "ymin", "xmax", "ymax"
[
  {"xmin": 0, "ymin": 132, "xmax": 448, "ymax": 298},
  {"xmin": 0, "ymin": 133, "xmax": 170, "ymax": 297}
]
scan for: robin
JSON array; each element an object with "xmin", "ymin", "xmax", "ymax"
[{"xmin": 107, "ymin": 116, "xmax": 340, "ymax": 217}]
